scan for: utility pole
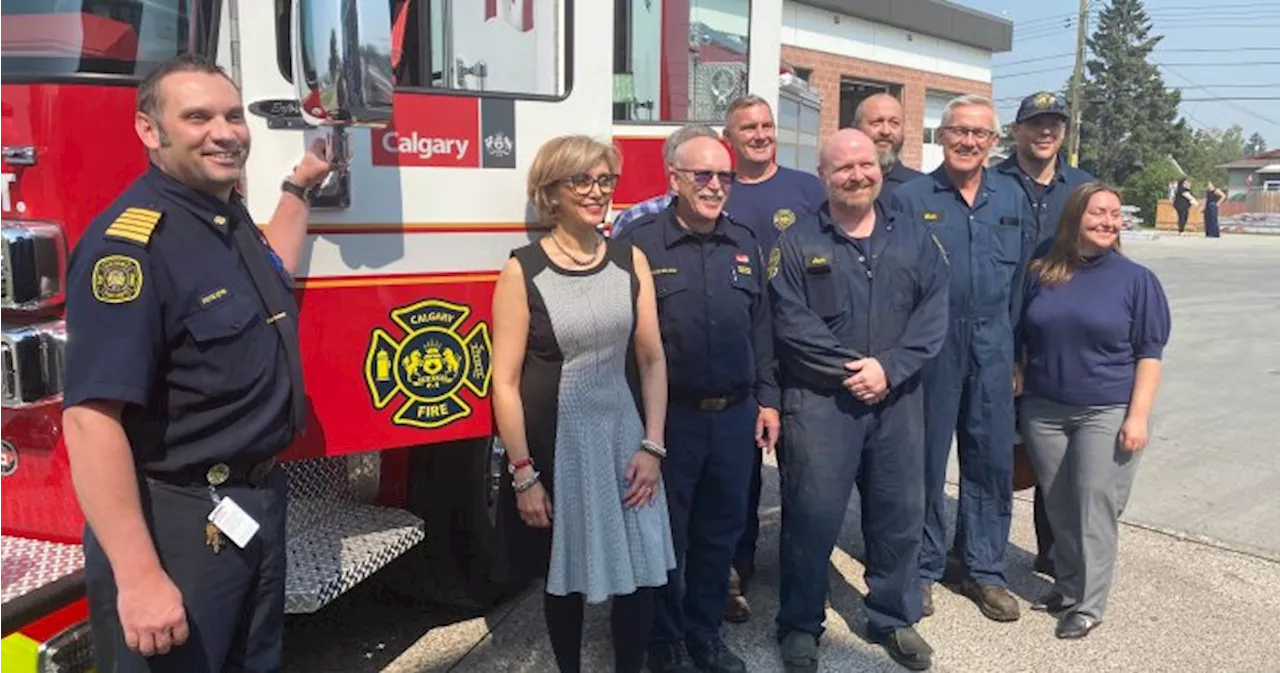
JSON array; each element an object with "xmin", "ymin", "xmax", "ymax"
[{"xmin": 1067, "ymin": 0, "xmax": 1089, "ymax": 167}]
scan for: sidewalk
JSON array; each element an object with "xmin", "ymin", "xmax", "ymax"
[{"xmin": 382, "ymin": 471, "xmax": 1280, "ymax": 672}]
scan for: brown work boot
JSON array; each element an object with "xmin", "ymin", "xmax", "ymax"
[
  {"xmin": 723, "ymin": 567, "xmax": 751, "ymax": 623},
  {"xmin": 922, "ymin": 582, "xmax": 934, "ymax": 617},
  {"xmin": 958, "ymin": 579, "xmax": 1021, "ymax": 622}
]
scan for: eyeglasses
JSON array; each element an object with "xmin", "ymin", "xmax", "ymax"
[
  {"xmin": 940, "ymin": 126, "xmax": 997, "ymax": 142},
  {"xmin": 561, "ymin": 173, "xmax": 619, "ymax": 195},
  {"xmin": 672, "ymin": 168, "xmax": 736, "ymax": 188}
]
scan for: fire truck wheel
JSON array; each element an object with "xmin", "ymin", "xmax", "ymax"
[{"xmin": 383, "ymin": 436, "xmax": 526, "ymax": 609}]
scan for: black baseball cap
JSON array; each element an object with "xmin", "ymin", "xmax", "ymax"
[{"xmin": 1015, "ymin": 91, "xmax": 1068, "ymax": 123}]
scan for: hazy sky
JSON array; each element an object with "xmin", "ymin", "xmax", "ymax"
[{"xmin": 960, "ymin": 0, "xmax": 1279, "ymax": 149}]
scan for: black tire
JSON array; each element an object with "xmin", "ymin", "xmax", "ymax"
[{"xmin": 381, "ymin": 436, "xmax": 525, "ymax": 609}]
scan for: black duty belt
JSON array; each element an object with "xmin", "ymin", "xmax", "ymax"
[
  {"xmin": 669, "ymin": 388, "xmax": 749, "ymax": 412},
  {"xmin": 144, "ymin": 457, "xmax": 278, "ymax": 489}
]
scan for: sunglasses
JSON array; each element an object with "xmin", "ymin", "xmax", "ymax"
[
  {"xmin": 672, "ymin": 168, "xmax": 736, "ymax": 188},
  {"xmin": 561, "ymin": 172, "xmax": 619, "ymax": 195}
]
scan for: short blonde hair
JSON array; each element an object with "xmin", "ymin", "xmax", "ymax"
[{"xmin": 526, "ymin": 135, "xmax": 621, "ymax": 224}]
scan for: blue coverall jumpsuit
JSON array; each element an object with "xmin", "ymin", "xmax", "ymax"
[
  {"xmin": 768, "ymin": 201, "xmax": 949, "ymax": 642},
  {"xmin": 891, "ymin": 168, "xmax": 1031, "ymax": 590}
]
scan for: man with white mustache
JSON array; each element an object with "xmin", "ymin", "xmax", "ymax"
[
  {"xmin": 613, "ymin": 133, "xmax": 780, "ymax": 673},
  {"xmin": 994, "ymin": 91, "xmax": 1094, "ymax": 580},
  {"xmin": 890, "ymin": 94, "xmax": 1032, "ymax": 626},
  {"xmin": 768, "ymin": 128, "xmax": 949, "ymax": 672}
]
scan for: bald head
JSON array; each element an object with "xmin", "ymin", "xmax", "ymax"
[
  {"xmin": 853, "ymin": 93, "xmax": 906, "ymax": 170},
  {"xmin": 675, "ymin": 135, "xmax": 730, "ymax": 168},
  {"xmin": 819, "ymin": 128, "xmax": 882, "ymax": 211}
]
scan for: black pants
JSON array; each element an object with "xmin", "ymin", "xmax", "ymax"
[
  {"xmin": 544, "ymin": 588, "xmax": 656, "ymax": 673},
  {"xmin": 84, "ymin": 468, "xmax": 287, "ymax": 672},
  {"xmin": 1176, "ymin": 206, "xmax": 1190, "ymax": 233}
]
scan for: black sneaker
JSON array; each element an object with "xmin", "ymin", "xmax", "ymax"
[
  {"xmin": 879, "ymin": 626, "xmax": 934, "ymax": 671},
  {"xmin": 778, "ymin": 631, "xmax": 818, "ymax": 673},
  {"xmin": 1030, "ymin": 592, "xmax": 1075, "ymax": 614},
  {"xmin": 688, "ymin": 639, "xmax": 745, "ymax": 673},
  {"xmin": 647, "ymin": 642, "xmax": 699, "ymax": 673}
]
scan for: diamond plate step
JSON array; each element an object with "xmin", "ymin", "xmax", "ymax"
[
  {"xmin": 1, "ymin": 536, "xmax": 85, "ymax": 607},
  {"xmin": 285, "ymin": 498, "xmax": 425, "ymax": 614}
]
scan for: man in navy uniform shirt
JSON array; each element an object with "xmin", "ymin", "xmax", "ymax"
[
  {"xmin": 62, "ymin": 54, "xmax": 330, "ymax": 672},
  {"xmin": 769, "ymin": 128, "xmax": 948, "ymax": 672},
  {"xmin": 995, "ymin": 91, "xmax": 1095, "ymax": 578},
  {"xmin": 891, "ymin": 94, "xmax": 1030, "ymax": 625},
  {"xmin": 852, "ymin": 93, "xmax": 924, "ymax": 200},
  {"xmin": 716, "ymin": 94, "xmax": 826, "ymax": 621},
  {"xmin": 614, "ymin": 132, "xmax": 780, "ymax": 673}
]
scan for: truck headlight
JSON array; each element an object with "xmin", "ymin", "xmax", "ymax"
[{"xmin": 2, "ymin": 219, "xmax": 67, "ymax": 311}]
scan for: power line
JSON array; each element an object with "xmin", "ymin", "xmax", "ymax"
[
  {"xmin": 1156, "ymin": 60, "xmax": 1280, "ymax": 126},
  {"xmin": 995, "ymin": 46, "xmax": 1280, "ymax": 69}
]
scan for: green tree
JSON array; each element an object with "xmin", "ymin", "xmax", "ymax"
[
  {"xmin": 1175, "ymin": 124, "xmax": 1245, "ymax": 187},
  {"xmin": 1077, "ymin": 0, "xmax": 1188, "ymax": 187},
  {"xmin": 1123, "ymin": 155, "xmax": 1182, "ymax": 227},
  {"xmin": 1245, "ymin": 131, "xmax": 1268, "ymax": 156}
]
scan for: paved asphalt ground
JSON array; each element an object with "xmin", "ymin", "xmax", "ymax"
[{"xmin": 283, "ymin": 233, "xmax": 1280, "ymax": 672}]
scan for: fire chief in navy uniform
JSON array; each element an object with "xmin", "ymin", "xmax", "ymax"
[
  {"xmin": 613, "ymin": 131, "xmax": 781, "ymax": 673},
  {"xmin": 61, "ymin": 55, "xmax": 330, "ymax": 672},
  {"xmin": 769, "ymin": 128, "xmax": 948, "ymax": 672}
]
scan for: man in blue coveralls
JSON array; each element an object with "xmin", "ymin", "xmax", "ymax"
[
  {"xmin": 769, "ymin": 128, "xmax": 949, "ymax": 673},
  {"xmin": 891, "ymin": 94, "xmax": 1029, "ymax": 623},
  {"xmin": 995, "ymin": 91, "xmax": 1095, "ymax": 579},
  {"xmin": 61, "ymin": 55, "xmax": 330, "ymax": 672},
  {"xmin": 614, "ymin": 132, "xmax": 781, "ymax": 673}
]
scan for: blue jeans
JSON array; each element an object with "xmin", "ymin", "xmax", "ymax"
[{"xmin": 776, "ymin": 385, "xmax": 926, "ymax": 642}]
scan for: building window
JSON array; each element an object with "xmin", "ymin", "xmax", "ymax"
[
  {"xmin": 277, "ymin": 0, "xmax": 568, "ymax": 98},
  {"xmin": 776, "ymin": 77, "xmax": 821, "ymax": 175},
  {"xmin": 837, "ymin": 77, "xmax": 900, "ymax": 130},
  {"xmin": 613, "ymin": 0, "xmax": 751, "ymax": 123}
]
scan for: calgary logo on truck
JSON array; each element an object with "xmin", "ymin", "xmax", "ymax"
[{"xmin": 364, "ymin": 299, "xmax": 493, "ymax": 429}]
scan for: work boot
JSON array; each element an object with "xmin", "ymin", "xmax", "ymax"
[
  {"xmin": 958, "ymin": 579, "xmax": 1021, "ymax": 622},
  {"xmin": 922, "ymin": 582, "xmax": 934, "ymax": 617},
  {"xmin": 688, "ymin": 639, "xmax": 746, "ymax": 673},
  {"xmin": 879, "ymin": 626, "xmax": 934, "ymax": 671},
  {"xmin": 779, "ymin": 631, "xmax": 819, "ymax": 673},
  {"xmin": 723, "ymin": 567, "xmax": 751, "ymax": 623},
  {"xmin": 647, "ymin": 642, "xmax": 699, "ymax": 673}
]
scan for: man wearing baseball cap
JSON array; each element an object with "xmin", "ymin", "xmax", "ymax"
[{"xmin": 994, "ymin": 90, "xmax": 1094, "ymax": 582}]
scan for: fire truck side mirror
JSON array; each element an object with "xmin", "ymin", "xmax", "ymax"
[{"xmin": 291, "ymin": 0, "xmax": 394, "ymax": 128}]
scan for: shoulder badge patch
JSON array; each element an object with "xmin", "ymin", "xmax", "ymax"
[
  {"xmin": 104, "ymin": 207, "xmax": 163, "ymax": 246},
  {"xmin": 773, "ymin": 208, "xmax": 796, "ymax": 231},
  {"xmin": 930, "ymin": 233, "xmax": 950, "ymax": 267},
  {"xmin": 767, "ymin": 246, "xmax": 781, "ymax": 280},
  {"xmin": 92, "ymin": 254, "xmax": 144, "ymax": 303}
]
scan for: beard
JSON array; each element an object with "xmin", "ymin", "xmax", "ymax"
[{"xmin": 875, "ymin": 145, "xmax": 899, "ymax": 172}]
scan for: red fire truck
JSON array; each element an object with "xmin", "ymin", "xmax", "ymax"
[{"xmin": 1, "ymin": 0, "xmax": 806, "ymax": 668}]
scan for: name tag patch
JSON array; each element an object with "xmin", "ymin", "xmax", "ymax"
[
  {"xmin": 923, "ymin": 211, "xmax": 942, "ymax": 222},
  {"xmin": 651, "ymin": 267, "xmax": 678, "ymax": 275},
  {"xmin": 736, "ymin": 265, "xmax": 753, "ymax": 275},
  {"xmin": 200, "ymin": 287, "xmax": 230, "ymax": 306}
]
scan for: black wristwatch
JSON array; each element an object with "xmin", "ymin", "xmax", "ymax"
[{"xmin": 281, "ymin": 179, "xmax": 311, "ymax": 201}]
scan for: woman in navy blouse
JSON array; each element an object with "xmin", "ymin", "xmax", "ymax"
[{"xmin": 1016, "ymin": 182, "xmax": 1172, "ymax": 640}]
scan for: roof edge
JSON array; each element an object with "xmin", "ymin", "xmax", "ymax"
[{"xmin": 796, "ymin": 0, "xmax": 1014, "ymax": 53}]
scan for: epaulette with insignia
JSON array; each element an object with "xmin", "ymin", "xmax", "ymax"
[{"xmin": 104, "ymin": 207, "xmax": 163, "ymax": 247}]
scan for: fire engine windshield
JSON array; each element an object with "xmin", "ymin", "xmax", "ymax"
[{"xmin": 0, "ymin": 0, "xmax": 214, "ymax": 80}]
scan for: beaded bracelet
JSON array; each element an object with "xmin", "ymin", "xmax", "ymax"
[
  {"xmin": 513, "ymin": 470, "xmax": 541, "ymax": 493},
  {"xmin": 641, "ymin": 439, "xmax": 667, "ymax": 459}
]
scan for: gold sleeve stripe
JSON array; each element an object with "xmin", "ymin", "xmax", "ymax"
[{"xmin": 105, "ymin": 207, "xmax": 162, "ymax": 246}]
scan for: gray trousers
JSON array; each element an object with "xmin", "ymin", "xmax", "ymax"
[{"xmin": 1019, "ymin": 394, "xmax": 1143, "ymax": 621}]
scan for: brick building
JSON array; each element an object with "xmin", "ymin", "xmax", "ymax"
[{"xmin": 778, "ymin": 0, "xmax": 1012, "ymax": 172}]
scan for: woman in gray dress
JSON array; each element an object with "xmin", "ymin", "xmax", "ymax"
[{"xmin": 491, "ymin": 135, "xmax": 676, "ymax": 672}]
